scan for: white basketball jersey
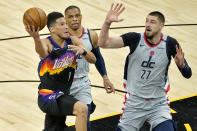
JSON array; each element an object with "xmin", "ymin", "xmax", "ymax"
[
  {"xmin": 74, "ymin": 28, "xmax": 93, "ymax": 78},
  {"xmin": 125, "ymin": 32, "xmax": 170, "ymax": 98}
]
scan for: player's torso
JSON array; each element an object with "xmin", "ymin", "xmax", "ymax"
[
  {"xmin": 73, "ymin": 27, "xmax": 93, "ymax": 78},
  {"xmin": 38, "ymin": 36, "xmax": 76, "ymax": 93},
  {"xmin": 126, "ymin": 32, "xmax": 170, "ymax": 98}
]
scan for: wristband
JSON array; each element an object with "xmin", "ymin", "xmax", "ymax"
[
  {"xmin": 103, "ymin": 77, "xmax": 109, "ymax": 80},
  {"xmin": 82, "ymin": 49, "xmax": 87, "ymax": 56}
]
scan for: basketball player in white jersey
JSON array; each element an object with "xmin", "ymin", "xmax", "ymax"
[
  {"xmin": 98, "ymin": 3, "xmax": 192, "ymax": 131},
  {"xmin": 64, "ymin": 5, "xmax": 115, "ymax": 131}
]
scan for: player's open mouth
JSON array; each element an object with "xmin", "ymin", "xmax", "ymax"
[{"xmin": 146, "ymin": 28, "xmax": 151, "ymax": 32}]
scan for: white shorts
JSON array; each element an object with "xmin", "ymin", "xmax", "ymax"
[{"xmin": 118, "ymin": 93, "xmax": 172, "ymax": 131}]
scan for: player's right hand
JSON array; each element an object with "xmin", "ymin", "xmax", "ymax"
[{"xmin": 25, "ymin": 25, "xmax": 40, "ymax": 38}]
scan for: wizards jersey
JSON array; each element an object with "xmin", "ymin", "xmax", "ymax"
[
  {"xmin": 122, "ymin": 32, "xmax": 170, "ymax": 98},
  {"xmin": 38, "ymin": 36, "xmax": 76, "ymax": 95},
  {"xmin": 69, "ymin": 27, "xmax": 93, "ymax": 78}
]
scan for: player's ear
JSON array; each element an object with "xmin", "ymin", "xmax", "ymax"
[
  {"xmin": 160, "ymin": 22, "xmax": 164, "ymax": 29},
  {"xmin": 49, "ymin": 26, "xmax": 55, "ymax": 33}
]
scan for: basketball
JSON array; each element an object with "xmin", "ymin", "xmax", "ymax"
[{"xmin": 23, "ymin": 7, "xmax": 47, "ymax": 31}]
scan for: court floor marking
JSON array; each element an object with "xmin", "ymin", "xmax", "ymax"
[{"xmin": 184, "ymin": 123, "xmax": 192, "ymax": 131}]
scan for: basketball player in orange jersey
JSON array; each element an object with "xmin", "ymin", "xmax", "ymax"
[
  {"xmin": 64, "ymin": 5, "xmax": 115, "ymax": 131},
  {"xmin": 98, "ymin": 3, "xmax": 192, "ymax": 131},
  {"xmin": 25, "ymin": 12, "xmax": 96, "ymax": 131}
]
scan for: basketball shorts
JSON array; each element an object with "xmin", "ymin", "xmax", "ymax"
[
  {"xmin": 38, "ymin": 90, "xmax": 79, "ymax": 116},
  {"xmin": 118, "ymin": 93, "xmax": 172, "ymax": 131},
  {"xmin": 70, "ymin": 76, "xmax": 92, "ymax": 104}
]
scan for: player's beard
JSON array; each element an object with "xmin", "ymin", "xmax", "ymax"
[{"xmin": 146, "ymin": 30, "xmax": 160, "ymax": 40}]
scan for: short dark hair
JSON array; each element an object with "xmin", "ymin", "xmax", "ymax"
[
  {"xmin": 64, "ymin": 5, "xmax": 80, "ymax": 14},
  {"xmin": 47, "ymin": 12, "xmax": 64, "ymax": 30},
  {"xmin": 148, "ymin": 11, "xmax": 165, "ymax": 23}
]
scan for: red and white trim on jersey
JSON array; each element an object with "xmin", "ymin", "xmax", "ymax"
[
  {"xmin": 123, "ymin": 79, "xmax": 127, "ymax": 89},
  {"xmin": 163, "ymin": 78, "xmax": 170, "ymax": 94},
  {"xmin": 120, "ymin": 92, "xmax": 130, "ymax": 120},
  {"xmin": 144, "ymin": 32, "xmax": 163, "ymax": 48},
  {"xmin": 68, "ymin": 27, "xmax": 85, "ymax": 38},
  {"xmin": 163, "ymin": 78, "xmax": 171, "ymax": 115}
]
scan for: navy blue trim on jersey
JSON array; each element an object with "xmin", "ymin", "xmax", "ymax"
[
  {"xmin": 121, "ymin": 32, "xmax": 141, "ymax": 81},
  {"xmin": 177, "ymin": 59, "xmax": 192, "ymax": 78},
  {"xmin": 47, "ymin": 36, "xmax": 66, "ymax": 49},
  {"xmin": 166, "ymin": 36, "xmax": 192, "ymax": 78},
  {"xmin": 166, "ymin": 36, "xmax": 179, "ymax": 59},
  {"xmin": 123, "ymin": 55, "xmax": 129, "ymax": 80},
  {"xmin": 47, "ymin": 36, "xmax": 72, "ymax": 50},
  {"xmin": 87, "ymin": 29, "xmax": 94, "ymax": 49},
  {"xmin": 121, "ymin": 32, "xmax": 141, "ymax": 54},
  {"xmin": 92, "ymin": 47, "xmax": 107, "ymax": 76},
  {"xmin": 87, "ymin": 28, "xmax": 107, "ymax": 76}
]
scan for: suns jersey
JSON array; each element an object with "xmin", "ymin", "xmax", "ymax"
[
  {"xmin": 122, "ymin": 32, "xmax": 172, "ymax": 98},
  {"xmin": 70, "ymin": 27, "xmax": 93, "ymax": 78},
  {"xmin": 38, "ymin": 36, "xmax": 76, "ymax": 95}
]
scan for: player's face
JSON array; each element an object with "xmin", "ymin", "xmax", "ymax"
[
  {"xmin": 65, "ymin": 8, "xmax": 82, "ymax": 30},
  {"xmin": 52, "ymin": 17, "xmax": 69, "ymax": 39},
  {"xmin": 145, "ymin": 15, "xmax": 164, "ymax": 39}
]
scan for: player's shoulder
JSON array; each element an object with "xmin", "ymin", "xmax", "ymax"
[
  {"xmin": 121, "ymin": 32, "xmax": 141, "ymax": 39},
  {"xmin": 167, "ymin": 35, "xmax": 177, "ymax": 42},
  {"xmin": 41, "ymin": 38, "xmax": 51, "ymax": 46},
  {"xmin": 89, "ymin": 29, "xmax": 98, "ymax": 37},
  {"xmin": 166, "ymin": 35, "xmax": 179, "ymax": 46}
]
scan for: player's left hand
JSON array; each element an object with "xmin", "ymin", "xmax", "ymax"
[
  {"xmin": 103, "ymin": 77, "xmax": 115, "ymax": 94},
  {"xmin": 68, "ymin": 45, "xmax": 85, "ymax": 55},
  {"xmin": 105, "ymin": 3, "xmax": 125, "ymax": 24},
  {"xmin": 174, "ymin": 45, "xmax": 185, "ymax": 68}
]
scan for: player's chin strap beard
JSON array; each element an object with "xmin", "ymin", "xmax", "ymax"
[{"xmin": 146, "ymin": 32, "xmax": 163, "ymax": 44}]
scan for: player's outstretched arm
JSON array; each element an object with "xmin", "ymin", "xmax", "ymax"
[
  {"xmin": 98, "ymin": 3, "xmax": 125, "ymax": 48},
  {"xmin": 90, "ymin": 30, "xmax": 115, "ymax": 93},
  {"xmin": 174, "ymin": 45, "xmax": 192, "ymax": 78}
]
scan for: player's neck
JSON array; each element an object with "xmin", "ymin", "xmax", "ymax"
[
  {"xmin": 51, "ymin": 35, "xmax": 65, "ymax": 48},
  {"xmin": 147, "ymin": 33, "xmax": 162, "ymax": 45},
  {"xmin": 69, "ymin": 26, "xmax": 83, "ymax": 37}
]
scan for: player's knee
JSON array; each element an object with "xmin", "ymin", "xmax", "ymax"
[{"xmin": 73, "ymin": 101, "xmax": 88, "ymax": 117}]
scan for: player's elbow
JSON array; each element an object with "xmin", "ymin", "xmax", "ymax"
[
  {"xmin": 98, "ymin": 39, "xmax": 110, "ymax": 48},
  {"xmin": 97, "ymin": 40, "xmax": 104, "ymax": 48}
]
